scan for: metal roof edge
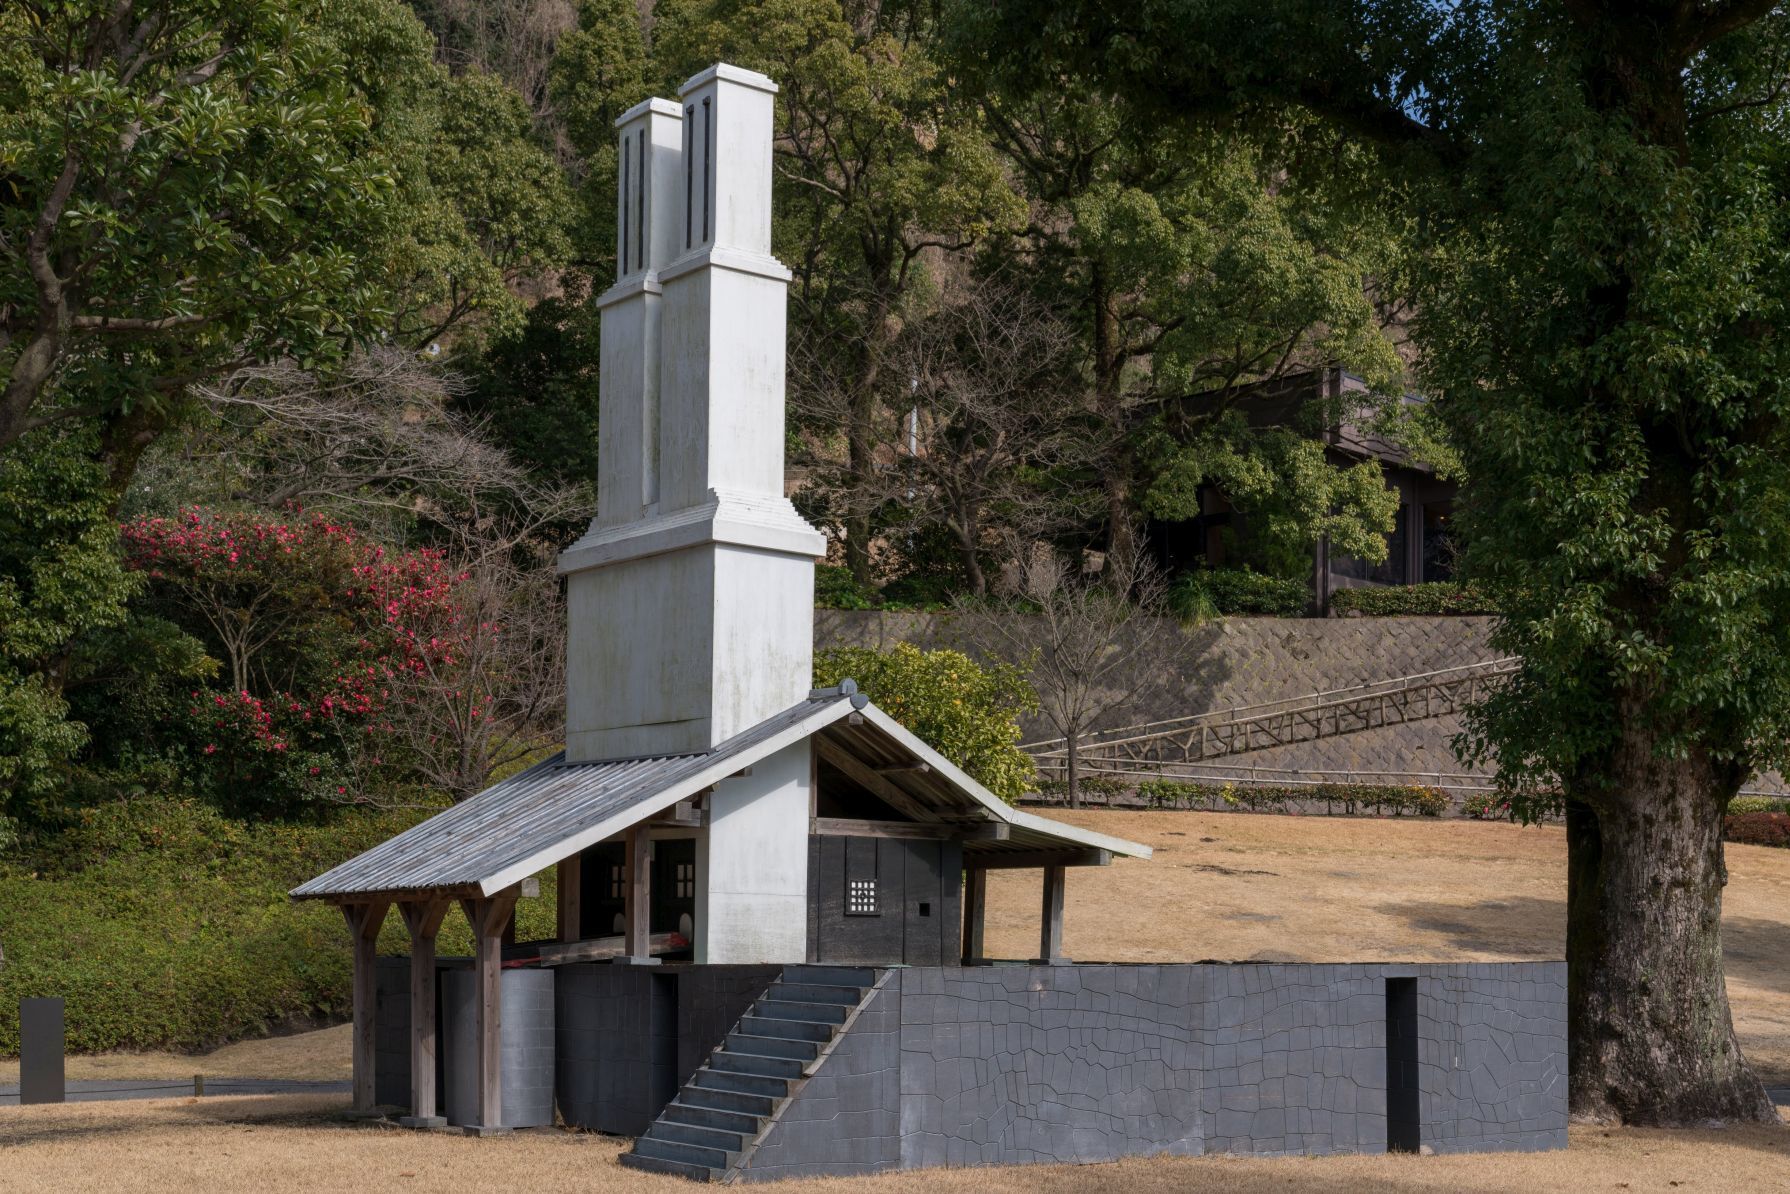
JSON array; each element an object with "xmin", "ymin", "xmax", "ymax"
[
  {"xmin": 848, "ymin": 703, "xmax": 1152, "ymax": 861},
  {"xmin": 290, "ymin": 696, "xmax": 858, "ymax": 902}
]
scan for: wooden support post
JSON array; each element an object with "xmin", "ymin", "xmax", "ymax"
[
  {"xmin": 619, "ymin": 826, "xmax": 658, "ymax": 965},
  {"xmin": 962, "ymin": 868, "xmax": 987, "ymax": 964},
  {"xmin": 556, "ymin": 855, "xmax": 582, "ymax": 944},
  {"xmin": 458, "ymin": 889, "xmax": 520, "ymax": 1136},
  {"xmin": 341, "ymin": 899, "xmax": 392, "ymax": 1115},
  {"xmin": 1037, "ymin": 865, "xmax": 1067, "ymax": 964},
  {"xmin": 398, "ymin": 899, "xmax": 451, "ymax": 1128}
]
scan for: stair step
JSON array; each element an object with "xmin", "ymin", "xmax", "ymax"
[
  {"xmin": 632, "ymin": 1135, "xmax": 733, "ymax": 1172},
  {"xmin": 692, "ymin": 1066, "xmax": 790, "ymax": 1099},
  {"xmin": 781, "ymin": 965, "xmax": 878, "ymax": 988},
  {"xmin": 679, "ymin": 1084, "xmax": 777, "ymax": 1118},
  {"xmin": 708, "ymin": 1049, "xmax": 806, "ymax": 1080},
  {"xmin": 754, "ymin": 998, "xmax": 849, "ymax": 1025},
  {"xmin": 767, "ymin": 981, "xmax": 865, "ymax": 1006},
  {"xmin": 660, "ymin": 1100, "xmax": 765, "ymax": 1136},
  {"xmin": 618, "ymin": 1152, "xmax": 718, "ymax": 1182},
  {"xmin": 726, "ymin": 1031, "xmax": 819, "ymax": 1061},
  {"xmin": 647, "ymin": 1119, "xmax": 750, "ymax": 1154},
  {"xmin": 739, "ymin": 1013, "xmax": 833, "ymax": 1042}
]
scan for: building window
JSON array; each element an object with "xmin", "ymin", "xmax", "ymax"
[
  {"xmin": 609, "ymin": 865, "xmax": 624, "ymax": 900},
  {"xmin": 674, "ymin": 862, "xmax": 694, "ymax": 899},
  {"xmin": 846, "ymin": 878, "xmax": 879, "ymax": 916}
]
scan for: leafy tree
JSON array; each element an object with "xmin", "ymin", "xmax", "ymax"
[
  {"xmin": 381, "ymin": 66, "xmax": 576, "ymax": 348},
  {"xmin": 969, "ymin": 0, "xmax": 1790, "ymax": 1124},
  {"xmin": 0, "ymin": 0, "xmax": 401, "ymax": 465},
  {"xmin": 814, "ymin": 643, "xmax": 1037, "ymax": 803},
  {"xmin": 549, "ymin": 0, "xmax": 653, "ymax": 269},
  {"xmin": 120, "ymin": 508, "xmax": 470, "ymax": 815},
  {"xmin": 0, "ymin": 427, "xmax": 140, "ymax": 836},
  {"xmin": 962, "ymin": 65, "xmax": 1406, "ymax": 568},
  {"xmin": 656, "ymin": 0, "xmax": 1026, "ymax": 583},
  {"xmin": 452, "ymin": 288, "xmax": 603, "ymax": 492}
]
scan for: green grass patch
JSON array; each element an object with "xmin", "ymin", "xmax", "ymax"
[{"xmin": 0, "ymin": 797, "xmax": 561, "ymax": 1056}]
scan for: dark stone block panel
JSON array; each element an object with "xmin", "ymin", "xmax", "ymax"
[
  {"xmin": 731, "ymin": 960, "xmax": 1566, "ymax": 1178},
  {"xmin": 557, "ymin": 962, "xmax": 779, "ymax": 1136},
  {"xmin": 739, "ymin": 984, "xmax": 904, "ymax": 1181}
]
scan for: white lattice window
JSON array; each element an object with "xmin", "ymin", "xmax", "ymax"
[{"xmin": 847, "ymin": 878, "xmax": 879, "ymax": 916}]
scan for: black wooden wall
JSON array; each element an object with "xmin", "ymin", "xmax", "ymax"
[{"xmin": 806, "ymin": 834, "xmax": 962, "ymax": 966}]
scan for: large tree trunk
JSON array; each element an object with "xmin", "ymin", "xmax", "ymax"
[{"xmin": 1565, "ymin": 713, "xmax": 1776, "ymax": 1125}]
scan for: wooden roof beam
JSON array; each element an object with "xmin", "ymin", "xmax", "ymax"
[
  {"xmin": 815, "ymin": 736, "xmax": 941, "ymax": 822},
  {"xmin": 966, "ymin": 847, "xmax": 1113, "ymax": 870}
]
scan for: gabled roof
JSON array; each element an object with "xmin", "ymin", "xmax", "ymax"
[{"xmin": 291, "ymin": 692, "xmax": 1149, "ymax": 902}]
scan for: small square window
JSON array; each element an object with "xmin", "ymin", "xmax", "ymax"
[
  {"xmin": 846, "ymin": 878, "xmax": 879, "ymax": 916},
  {"xmin": 675, "ymin": 862, "xmax": 695, "ymax": 899},
  {"xmin": 609, "ymin": 865, "xmax": 624, "ymax": 900}
]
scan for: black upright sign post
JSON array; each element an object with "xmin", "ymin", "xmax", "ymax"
[{"xmin": 19, "ymin": 997, "xmax": 66, "ymax": 1105}]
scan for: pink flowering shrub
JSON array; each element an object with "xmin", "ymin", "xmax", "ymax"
[{"xmin": 121, "ymin": 508, "xmax": 469, "ymax": 813}]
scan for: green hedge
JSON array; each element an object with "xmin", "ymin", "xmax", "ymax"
[
  {"xmin": 1169, "ymin": 569, "xmax": 1310, "ymax": 619},
  {"xmin": 1329, "ymin": 582, "xmax": 1497, "ymax": 617},
  {"xmin": 1030, "ymin": 776, "xmax": 1448, "ymax": 816},
  {"xmin": 1729, "ymin": 795, "xmax": 1790, "ymax": 815},
  {"xmin": 0, "ymin": 797, "xmax": 565, "ymax": 1056}
]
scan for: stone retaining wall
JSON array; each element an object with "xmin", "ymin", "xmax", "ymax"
[{"xmin": 737, "ymin": 960, "xmax": 1566, "ymax": 1179}]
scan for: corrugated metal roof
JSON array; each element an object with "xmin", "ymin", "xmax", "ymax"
[
  {"xmin": 291, "ymin": 695, "xmax": 854, "ymax": 900},
  {"xmin": 291, "ymin": 691, "xmax": 1151, "ymax": 903}
]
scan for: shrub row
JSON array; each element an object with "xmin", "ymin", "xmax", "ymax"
[
  {"xmin": 1329, "ymin": 582, "xmax": 1498, "ymax": 617},
  {"xmin": 1729, "ymin": 795, "xmax": 1790, "ymax": 816},
  {"xmin": 0, "ymin": 797, "xmax": 564, "ymax": 1056},
  {"xmin": 1169, "ymin": 569, "xmax": 1310, "ymax": 619},
  {"xmin": 1031, "ymin": 777, "xmax": 1447, "ymax": 816},
  {"xmin": 1461, "ymin": 790, "xmax": 1567, "ymax": 822},
  {"xmin": 1724, "ymin": 811, "xmax": 1790, "ymax": 848}
]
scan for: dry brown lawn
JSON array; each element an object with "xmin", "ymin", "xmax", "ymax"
[
  {"xmin": 0, "ymin": 1094, "xmax": 1786, "ymax": 1194},
  {"xmin": 0, "ymin": 1024, "xmax": 352, "ymax": 1087},
  {"xmin": 5, "ymin": 813, "xmax": 1789, "ymax": 1192}
]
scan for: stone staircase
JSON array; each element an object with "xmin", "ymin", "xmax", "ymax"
[{"xmin": 619, "ymin": 964, "xmax": 881, "ymax": 1182}]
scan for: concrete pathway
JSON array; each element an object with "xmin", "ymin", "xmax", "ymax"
[{"xmin": 0, "ymin": 1078, "xmax": 349, "ymax": 1106}]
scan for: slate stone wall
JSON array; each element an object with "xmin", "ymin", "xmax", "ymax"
[
  {"xmin": 738, "ymin": 984, "xmax": 903, "ymax": 1181},
  {"xmin": 1416, "ymin": 964, "xmax": 1569, "ymax": 1154},
  {"xmin": 736, "ymin": 960, "xmax": 1564, "ymax": 1176},
  {"xmin": 557, "ymin": 962, "xmax": 778, "ymax": 1136},
  {"xmin": 373, "ymin": 955, "xmax": 464, "ymax": 1113},
  {"xmin": 443, "ymin": 966, "xmax": 555, "ymax": 1128}
]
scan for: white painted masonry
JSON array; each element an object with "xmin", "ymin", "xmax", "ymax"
[
  {"xmin": 694, "ymin": 739, "xmax": 813, "ymax": 963},
  {"xmin": 558, "ymin": 63, "xmax": 821, "ymax": 962}
]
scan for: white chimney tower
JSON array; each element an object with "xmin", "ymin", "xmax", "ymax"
[
  {"xmin": 558, "ymin": 65, "xmax": 823, "ymax": 962},
  {"xmin": 560, "ymin": 64, "xmax": 824, "ymax": 764}
]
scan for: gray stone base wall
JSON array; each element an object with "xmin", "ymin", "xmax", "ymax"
[
  {"xmin": 556, "ymin": 962, "xmax": 779, "ymax": 1136},
  {"xmin": 443, "ymin": 967, "xmax": 555, "ymax": 1128},
  {"xmin": 739, "ymin": 961, "xmax": 1564, "ymax": 1180}
]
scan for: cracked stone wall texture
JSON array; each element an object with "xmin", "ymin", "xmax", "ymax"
[
  {"xmin": 738, "ymin": 984, "xmax": 902, "ymax": 1181},
  {"xmin": 1417, "ymin": 964, "xmax": 1569, "ymax": 1153},
  {"xmin": 735, "ymin": 961, "xmax": 1564, "ymax": 1177}
]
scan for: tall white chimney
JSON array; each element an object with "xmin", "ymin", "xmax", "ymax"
[{"xmin": 559, "ymin": 64, "xmax": 825, "ymax": 766}]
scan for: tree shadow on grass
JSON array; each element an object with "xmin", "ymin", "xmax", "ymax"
[
  {"xmin": 0, "ymin": 1093, "xmax": 349, "ymax": 1149},
  {"xmin": 1375, "ymin": 895, "xmax": 1566, "ymax": 959},
  {"xmin": 1376, "ymin": 895, "xmax": 1790, "ymax": 1000}
]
